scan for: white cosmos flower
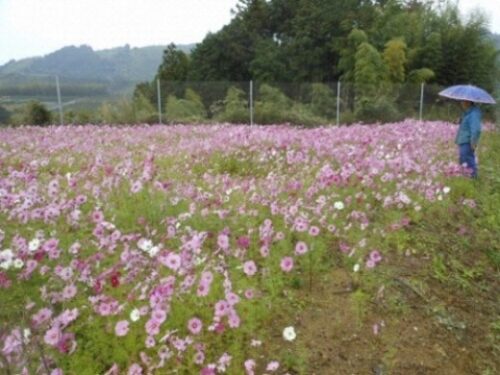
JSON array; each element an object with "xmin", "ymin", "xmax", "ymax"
[
  {"xmin": 0, "ymin": 249, "xmax": 14, "ymax": 261},
  {"xmin": 24, "ymin": 328, "xmax": 31, "ymax": 342},
  {"xmin": 0, "ymin": 259, "xmax": 13, "ymax": 270},
  {"xmin": 282, "ymin": 326, "xmax": 296, "ymax": 341},
  {"xmin": 333, "ymin": 201, "xmax": 345, "ymax": 210},
  {"xmin": 29, "ymin": 238, "xmax": 41, "ymax": 252},
  {"xmin": 13, "ymin": 259, "xmax": 24, "ymax": 269},
  {"xmin": 130, "ymin": 308, "xmax": 141, "ymax": 322},
  {"xmin": 148, "ymin": 246, "xmax": 160, "ymax": 257},
  {"xmin": 138, "ymin": 238, "xmax": 153, "ymax": 252},
  {"xmin": 443, "ymin": 186, "xmax": 451, "ymax": 194}
]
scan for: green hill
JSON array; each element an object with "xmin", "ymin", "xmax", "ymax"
[{"xmin": 0, "ymin": 43, "xmax": 195, "ymax": 93}]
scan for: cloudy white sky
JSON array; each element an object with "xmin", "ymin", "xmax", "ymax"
[{"xmin": 0, "ymin": 0, "xmax": 498, "ymax": 65}]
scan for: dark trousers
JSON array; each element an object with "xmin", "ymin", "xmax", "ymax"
[{"xmin": 459, "ymin": 143, "xmax": 477, "ymax": 178}]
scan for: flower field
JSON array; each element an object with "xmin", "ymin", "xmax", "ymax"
[{"xmin": 1, "ymin": 121, "xmax": 499, "ymax": 374}]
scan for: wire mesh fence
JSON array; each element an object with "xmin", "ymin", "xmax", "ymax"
[{"xmin": 0, "ymin": 77, "xmax": 498, "ymax": 126}]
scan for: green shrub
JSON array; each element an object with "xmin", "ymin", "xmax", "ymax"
[
  {"xmin": 254, "ymin": 84, "xmax": 292, "ymax": 124},
  {"xmin": 19, "ymin": 101, "xmax": 52, "ymax": 125},
  {"xmin": 355, "ymin": 96, "xmax": 402, "ymax": 123},
  {"xmin": 166, "ymin": 88, "xmax": 207, "ymax": 123},
  {"xmin": 309, "ymin": 83, "xmax": 336, "ymax": 119},
  {"xmin": 215, "ymin": 86, "xmax": 249, "ymax": 123}
]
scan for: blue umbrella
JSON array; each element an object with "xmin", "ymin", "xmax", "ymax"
[{"xmin": 438, "ymin": 84, "xmax": 496, "ymax": 104}]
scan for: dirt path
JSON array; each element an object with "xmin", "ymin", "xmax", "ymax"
[{"xmin": 292, "ymin": 267, "xmax": 498, "ymax": 375}]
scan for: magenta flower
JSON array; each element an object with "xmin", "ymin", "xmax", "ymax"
[
  {"xmin": 369, "ymin": 250, "xmax": 382, "ymax": 263},
  {"xmin": 115, "ymin": 320, "xmax": 129, "ymax": 336},
  {"xmin": 243, "ymin": 260, "xmax": 257, "ymax": 276},
  {"xmin": 280, "ymin": 257, "xmax": 294, "ymax": 272},
  {"xmin": 188, "ymin": 317, "xmax": 203, "ymax": 335},
  {"xmin": 200, "ymin": 367, "xmax": 216, "ymax": 375},
  {"xmin": 237, "ymin": 235, "xmax": 250, "ymax": 249}
]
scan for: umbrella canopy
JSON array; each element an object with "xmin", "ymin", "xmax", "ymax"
[{"xmin": 438, "ymin": 84, "xmax": 496, "ymax": 104}]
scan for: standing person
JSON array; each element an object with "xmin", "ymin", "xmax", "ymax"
[{"xmin": 455, "ymin": 100, "xmax": 481, "ymax": 178}]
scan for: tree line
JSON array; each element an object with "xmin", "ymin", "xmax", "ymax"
[{"xmin": 1, "ymin": 0, "xmax": 497, "ymax": 125}]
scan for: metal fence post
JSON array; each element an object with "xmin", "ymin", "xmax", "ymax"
[
  {"xmin": 55, "ymin": 75, "xmax": 63, "ymax": 125},
  {"xmin": 336, "ymin": 81, "xmax": 341, "ymax": 126},
  {"xmin": 249, "ymin": 80, "xmax": 254, "ymax": 126},
  {"xmin": 157, "ymin": 79, "xmax": 162, "ymax": 124},
  {"xmin": 419, "ymin": 82, "xmax": 425, "ymax": 121}
]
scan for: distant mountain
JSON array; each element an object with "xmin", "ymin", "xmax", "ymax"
[{"xmin": 0, "ymin": 43, "xmax": 195, "ymax": 88}]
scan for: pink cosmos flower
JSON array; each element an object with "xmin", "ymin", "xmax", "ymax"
[
  {"xmin": 145, "ymin": 319, "xmax": 161, "ymax": 336},
  {"xmin": 214, "ymin": 300, "xmax": 229, "ymax": 317},
  {"xmin": 266, "ymin": 361, "xmax": 280, "ymax": 372},
  {"xmin": 152, "ymin": 308, "xmax": 167, "ymax": 323},
  {"xmin": 44, "ymin": 327, "xmax": 61, "ymax": 346},
  {"xmin": 365, "ymin": 259, "xmax": 376, "ymax": 269},
  {"xmin": 194, "ymin": 351, "xmax": 205, "ymax": 365},
  {"xmin": 62, "ymin": 284, "xmax": 77, "ymax": 300},
  {"xmin": 128, "ymin": 364, "xmax": 143, "ymax": 375},
  {"xmin": 228, "ymin": 312, "xmax": 241, "ymax": 328},
  {"xmin": 91, "ymin": 210, "xmax": 104, "ymax": 223},
  {"xmin": 308, "ymin": 226, "xmax": 320, "ymax": 236},
  {"xmin": 131, "ymin": 181, "xmax": 143, "ymax": 194},
  {"xmin": 244, "ymin": 359, "xmax": 256, "ymax": 375},
  {"xmin": 201, "ymin": 271, "xmax": 213, "ymax": 284},
  {"xmin": 217, "ymin": 233, "xmax": 229, "ymax": 250},
  {"xmin": 244, "ymin": 289, "xmax": 255, "ymax": 299},
  {"xmin": 295, "ymin": 241, "xmax": 308, "ymax": 255},
  {"xmin": 165, "ymin": 253, "xmax": 181, "ymax": 271},
  {"xmin": 369, "ymin": 250, "xmax": 382, "ymax": 263},
  {"xmin": 32, "ymin": 308, "xmax": 53, "ymax": 327},
  {"xmin": 188, "ymin": 317, "xmax": 203, "ymax": 335},
  {"xmin": 56, "ymin": 308, "xmax": 79, "ymax": 327},
  {"xmin": 280, "ymin": 257, "xmax": 294, "ymax": 272},
  {"xmin": 243, "ymin": 260, "xmax": 257, "ymax": 276},
  {"xmin": 115, "ymin": 320, "xmax": 129, "ymax": 336},
  {"xmin": 260, "ymin": 245, "xmax": 269, "ymax": 257},
  {"xmin": 145, "ymin": 336, "xmax": 155, "ymax": 348},
  {"xmin": 197, "ymin": 282, "xmax": 210, "ymax": 297},
  {"xmin": 226, "ymin": 292, "xmax": 240, "ymax": 306}
]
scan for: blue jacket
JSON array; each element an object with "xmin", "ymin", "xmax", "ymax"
[{"xmin": 455, "ymin": 106, "xmax": 482, "ymax": 146}]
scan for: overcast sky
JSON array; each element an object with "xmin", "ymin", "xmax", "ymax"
[{"xmin": 0, "ymin": 0, "xmax": 498, "ymax": 65}]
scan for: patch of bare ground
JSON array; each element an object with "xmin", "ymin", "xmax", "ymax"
[{"xmin": 291, "ymin": 258, "xmax": 499, "ymax": 375}]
